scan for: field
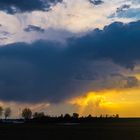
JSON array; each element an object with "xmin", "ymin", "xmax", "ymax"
[{"xmin": 0, "ymin": 119, "xmax": 140, "ymax": 140}]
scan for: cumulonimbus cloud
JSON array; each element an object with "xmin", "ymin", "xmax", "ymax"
[{"xmin": 0, "ymin": 21, "xmax": 140, "ymax": 103}]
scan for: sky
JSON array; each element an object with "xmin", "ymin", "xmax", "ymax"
[{"xmin": 1, "ymin": 0, "xmax": 140, "ymax": 118}]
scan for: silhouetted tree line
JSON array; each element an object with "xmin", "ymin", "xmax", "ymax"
[
  {"xmin": 0, "ymin": 106, "xmax": 120, "ymax": 123},
  {"xmin": 20, "ymin": 108, "xmax": 119, "ymax": 123}
]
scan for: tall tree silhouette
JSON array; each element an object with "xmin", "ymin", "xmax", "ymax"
[
  {"xmin": 22, "ymin": 108, "xmax": 32, "ymax": 120},
  {"xmin": 4, "ymin": 107, "xmax": 11, "ymax": 119},
  {"xmin": 0, "ymin": 106, "xmax": 3, "ymax": 119}
]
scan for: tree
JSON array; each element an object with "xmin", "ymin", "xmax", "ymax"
[
  {"xmin": 72, "ymin": 113, "xmax": 79, "ymax": 119},
  {"xmin": 87, "ymin": 114, "xmax": 92, "ymax": 118},
  {"xmin": 115, "ymin": 114, "xmax": 119, "ymax": 118},
  {"xmin": 4, "ymin": 107, "xmax": 11, "ymax": 119},
  {"xmin": 64, "ymin": 113, "xmax": 71, "ymax": 119},
  {"xmin": 22, "ymin": 108, "xmax": 32, "ymax": 120},
  {"xmin": 33, "ymin": 112, "xmax": 45, "ymax": 119},
  {"xmin": 0, "ymin": 106, "xmax": 3, "ymax": 119}
]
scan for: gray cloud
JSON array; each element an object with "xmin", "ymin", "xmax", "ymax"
[
  {"xmin": 110, "ymin": 3, "xmax": 140, "ymax": 19},
  {"xmin": 24, "ymin": 25, "xmax": 45, "ymax": 33},
  {"xmin": 109, "ymin": 74, "xmax": 139, "ymax": 88},
  {"xmin": 89, "ymin": 0, "xmax": 104, "ymax": 5},
  {"xmin": 125, "ymin": 76, "xmax": 139, "ymax": 88},
  {"xmin": 116, "ymin": 4, "xmax": 131, "ymax": 13}
]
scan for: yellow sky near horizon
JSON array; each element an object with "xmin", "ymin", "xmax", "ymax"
[
  {"xmin": 1, "ymin": 88, "xmax": 140, "ymax": 118},
  {"xmin": 68, "ymin": 88, "xmax": 140, "ymax": 117}
]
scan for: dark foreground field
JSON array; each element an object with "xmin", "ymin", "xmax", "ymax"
[{"xmin": 1, "ymin": 119, "xmax": 140, "ymax": 140}]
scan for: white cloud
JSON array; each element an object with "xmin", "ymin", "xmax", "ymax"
[{"xmin": 0, "ymin": 0, "xmax": 140, "ymax": 45}]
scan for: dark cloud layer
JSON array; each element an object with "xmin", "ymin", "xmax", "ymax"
[
  {"xmin": 0, "ymin": 0, "xmax": 63, "ymax": 14},
  {"xmin": 71, "ymin": 21, "xmax": 140, "ymax": 69},
  {"xmin": 0, "ymin": 20, "xmax": 140, "ymax": 103}
]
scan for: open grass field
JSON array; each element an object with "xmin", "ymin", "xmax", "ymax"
[{"xmin": 0, "ymin": 119, "xmax": 140, "ymax": 140}]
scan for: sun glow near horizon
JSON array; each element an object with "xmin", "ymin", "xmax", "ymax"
[{"xmin": 68, "ymin": 88, "xmax": 140, "ymax": 117}]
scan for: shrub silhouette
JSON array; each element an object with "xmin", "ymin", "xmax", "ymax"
[
  {"xmin": 72, "ymin": 113, "xmax": 79, "ymax": 119},
  {"xmin": 33, "ymin": 112, "xmax": 45, "ymax": 119},
  {"xmin": 64, "ymin": 114, "xmax": 71, "ymax": 119}
]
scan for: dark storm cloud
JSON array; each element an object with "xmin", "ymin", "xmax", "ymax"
[
  {"xmin": 0, "ymin": 0, "xmax": 63, "ymax": 14},
  {"xmin": 70, "ymin": 21, "xmax": 140, "ymax": 69},
  {"xmin": 0, "ymin": 20, "xmax": 140, "ymax": 103},
  {"xmin": 0, "ymin": 42, "xmax": 93, "ymax": 103}
]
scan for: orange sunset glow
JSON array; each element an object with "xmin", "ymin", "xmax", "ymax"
[{"xmin": 69, "ymin": 88, "xmax": 140, "ymax": 117}]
